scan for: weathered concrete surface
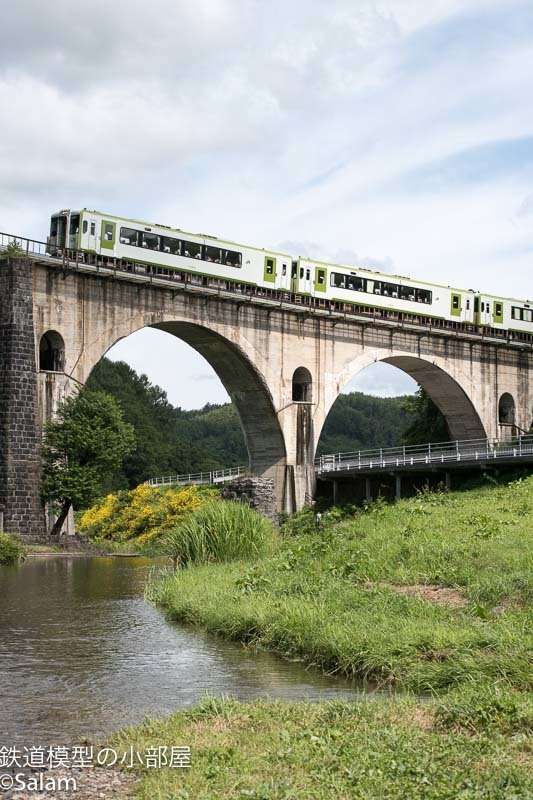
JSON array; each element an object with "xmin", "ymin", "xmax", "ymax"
[
  {"xmin": 30, "ymin": 263, "xmax": 532, "ymax": 511},
  {"xmin": 1, "ymin": 257, "xmax": 532, "ymax": 536},
  {"xmin": 0, "ymin": 260, "xmax": 46, "ymax": 537}
]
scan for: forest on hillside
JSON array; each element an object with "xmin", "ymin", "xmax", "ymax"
[{"xmin": 87, "ymin": 358, "xmax": 447, "ymax": 490}]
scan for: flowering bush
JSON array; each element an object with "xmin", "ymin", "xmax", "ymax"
[{"xmin": 79, "ymin": 484, "xmax": 219, "ymax": 548}]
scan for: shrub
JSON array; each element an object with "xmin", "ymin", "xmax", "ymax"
[
  {"xmin": 79, "ymin": 484, "xmax": 218, "ymax": 550},
  {"xmin": 0, "ymin": 532, "xmax": 26, "ymax": 565},
  {"xmin": 159, "ymin": 500, "xmax": 278, "ymax": 566}
]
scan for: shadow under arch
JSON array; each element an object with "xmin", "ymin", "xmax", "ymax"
[
  {"xmin": 316, "ymin": 354, "xmax": 488, "ymax": 460},
  {"xmin": 380, "ymin": 355, "xmax": 487, "ymax": 441},
  {"xmin": 147, "ymin": 321, "xmax": 287, "ymax": 476}
]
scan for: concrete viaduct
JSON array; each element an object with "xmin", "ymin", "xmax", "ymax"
[{"xmin": 0, "ymin": 253, "xmax": 532, "ymax": 539}]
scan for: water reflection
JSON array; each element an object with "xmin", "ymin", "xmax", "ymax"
[{"xmin": 0, "ymin": 557, "xmax": 365, "ymax": 745}]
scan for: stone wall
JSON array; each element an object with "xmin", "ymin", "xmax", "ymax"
[
  {"xmin": 0, "ymin": 258, "xmax": 46, "ymax": 538},
  {"xmin": 222, "ymin": 476, "xmax": 278, "ymax": 525}
]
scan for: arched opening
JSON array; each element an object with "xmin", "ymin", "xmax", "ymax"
[
  {"xmin": 317, "ymin": 355, "xmax": 487, "ymax": 460},
  {"xmin": 498, "ymin": 392, "xmax": 515, "ymax": 426},
  {"xmin": 87, "ymin": 323, "xmax": 287, "ymax": 490},
  {"xmin": 39, "ymin": 330, "xmax": 65, "ymax": 372},
  {"xmin": 292, "ymin": 367, "xmax": 313, "ymax": 402}
]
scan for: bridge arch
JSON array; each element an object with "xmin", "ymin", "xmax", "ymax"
[
  {"xmin": 317, "ymin": 350, "xmax": 488, "ymax": 458},
  {"xmin": 91, "ymin": 321, "xmax": 287, "ymax": 481}
]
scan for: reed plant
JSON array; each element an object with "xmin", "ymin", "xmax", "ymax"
[{"xmin": 158, "ymin": 500, "xmax": 278, "ymax": 566}]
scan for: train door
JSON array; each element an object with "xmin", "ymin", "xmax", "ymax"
[
  {"xmin": 478, "ymin": 297, "xmax": 492, "ymax": 326},
  {"xmin": 450, "ymin": 292, "xmax": 462, "ymax": 321},
  {"xmin": 87, "ymin": 217, "xmax": 98, "ymax": 252},
  {"xmin": 314, "ymin": 266, "xmax": 327, "ymax": 295},
  {"xmin": 300, "ymin": 264, "xmax": 312, "ymax": 294},
  {"xmin": 279, "ymin": 260, "xmax": 289, "ymax": 290},
  {"xmin": 291, "ymin": 261, "xmax": 299, "ymax": 293},
  {"xmin": 101, "ymin": 220, "xmax": 116, "ymax": 255},
  {"xmin": 263, "ymin": 255, "xmax": 276, "ymax": 286}
]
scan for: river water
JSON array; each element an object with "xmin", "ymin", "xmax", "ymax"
[{"xmin": 0, "ymin": 556, "xmax": 364, "ymax": 746}]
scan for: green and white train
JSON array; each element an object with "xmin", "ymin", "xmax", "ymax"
[{"xmin": 48, "ymin": 208, "xmax": 533, "ymax": 342}]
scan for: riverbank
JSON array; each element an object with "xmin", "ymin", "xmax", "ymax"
[
  {"xmin": 126, "ymin": 476, "xmax": 532, "ymax": 797},
  {"xmin": 109, "ymin": 690, "xmax": 531, "ymax": 799}
]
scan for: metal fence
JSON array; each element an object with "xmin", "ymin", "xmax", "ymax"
[
  {"xmin": 0, "ymin": 232, "xmax": 48, "ymax": 257},
  {"xmin": 315, "ymin": 434, "xmax": 533, "ymax": 474},
  {"xmin": 148, "ymin": 465, "xmax": 247, "ymax": 487}
]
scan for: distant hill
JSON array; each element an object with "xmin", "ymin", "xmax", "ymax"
[{"xmin": 87, "ymin": 358, "xmax": 443, "ymax": 489}]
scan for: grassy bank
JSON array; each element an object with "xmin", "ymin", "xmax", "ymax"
[
  {"xmin": 111, "ymin": 692, "xmax": 532, "ymax": 799},
  {"xmin": 148, "ymin": 477, "xmax": 532, "ymax": 693},
  {"xmin": 121, "ymin": 477, "xmax": 532, "ymax": 798}
]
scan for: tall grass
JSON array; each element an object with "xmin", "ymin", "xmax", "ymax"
[
  {"xmin": 0, "ymin": 532, "xmax": 26, "ymax": 565},
  {"xmin": 158, "ymin": 500, "xmax": 278, "ymax": 566}
]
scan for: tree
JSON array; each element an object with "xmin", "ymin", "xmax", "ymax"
[
  {"xmin": 0, "ymin": 240, "xmax": 24, "ymax": 259},
  {"xmin": 41, "ymin": 390, "xmax": 135, "ymax": 536},
  {"xmin": 401, "ymin": 388, "xmax": 449, "ymax": 445}
]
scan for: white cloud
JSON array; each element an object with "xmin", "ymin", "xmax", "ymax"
[{"xmin": 2, "ymin": 0, "xmax": 532, "ymax": 404}]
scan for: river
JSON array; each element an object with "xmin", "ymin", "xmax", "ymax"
[{"xmin": 0, "ymin": 556, "xmax": 366, "ymax": 746}]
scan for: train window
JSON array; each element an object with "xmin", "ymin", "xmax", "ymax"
[
  {"xmin": 331, "ymin": 273, "xmax": 345, "ymax": 288},
  {"xmin": 525, "ymin": 309, "xmax": 533, "ymax": 323},
  {"xmin": 70, "ymin": 215, "xmax": 80, "ymax": 235},
  {"xmin": 205, "ymin": 245, "xmax": 222, "ymax": 263},
  {"xmin": 142, "ymin": 232, "xmax": 159, "ymax": 250},
  {"xmin": 82, "ymin": 221, "xmax": 88, "ymax": 234},
  {"xmin": 120, "ymin": 227, "xmax": 139, "ymax": 246},
  {"xmin": 453, "ymin": 296, "xmax": 460, "ymax": 309},
  {"xmin": 481, "ymin": 302, "xmax": 485, "ymax": 312},
  {"xmin": 317, "ymin": 270, "xmax": 325, "ymax": 285},
  {"xmin": 282, "ymin": 264, "xmax": 287, "ymax": 276},
  {"xmin": 346, "ymin": 276, "xmax": 365, "ymax": 291},
  {"xmin": 90, "ymin": 222, "xmax": 96, "ymax": 236},
  {"xmin": 265, "ymin": 258, "xmax": 274, "ymax": 274},
  {"xmin": 511, "ymin": 307, "xmax": 518, "ymax": 320},
  {"xmin": 182, "ymin": 240, "xmax": 202, "ymax": 259},
  {"xmin": 382, "ymin": 282, "xmax": 397, "ymax": 297},
  {"xmin": 306, "ymin": 269, "xmax": 310, "ymax": 280},
  {"xmin": 474, "ymin": 298, "xmax": 479, "ymax": 312},
  {"xmin": 291, "ymin": 265, "xmax": 297, "ymax": 278},
  {"xmin": 373, "ymin": 281, "xmax": 382, "ymax": 295},
  {"xmin": 103, "ymin": 223, "xmax": 114, "ymax": 242},
  {"xmin": 223, "ymin": 250, "xmax": 242, "ymax": 267},
  {"xmin": 300, "ymin": 268, "xmax": 304, "ymax": 279},
  {"xmin": 486, "ymin": 303, "xmax": 490, "ymax": 313},
  {"xmin": 161, "ymin": 236, "xmax": 181, "ymax": 255},
  {"xmin": 416, "ymin": 289, "xmax": 432, "ymax": 304},
  {"xmin": 466, "ymin": 299, "xmax": 470, "ymax": 310},
  {"xmin": 495, "ymin": 303, "xmax": 502, "ymax": 316},
  {"xmin": 400, "ymin": 285, "xmax": 416, "ymax": 301}
]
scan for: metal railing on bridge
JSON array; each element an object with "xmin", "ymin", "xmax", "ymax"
[
  {"xmin": 315, "ymin": 434, "xmax": 533, "ymax": 475},
  {"xmin": 148, "ymin": 465, "xmax": 247, "ymax": 487},
  {"xmin": 0, "ymin": 232, "xmax": 48, "ymax": 257}
]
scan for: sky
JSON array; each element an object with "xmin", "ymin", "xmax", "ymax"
[{"xmin": 2, "ymin": 0, "xmax": 532, "ymax": 408}]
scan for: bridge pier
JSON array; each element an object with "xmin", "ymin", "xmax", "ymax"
[{"xmin": 0, "ymin": 259, "xmax": 46, "ymax": 539}]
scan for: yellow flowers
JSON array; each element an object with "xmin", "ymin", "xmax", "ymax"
[{"xmin": 79, "ymin": 484, "xmax": 218, "ymax": 545}]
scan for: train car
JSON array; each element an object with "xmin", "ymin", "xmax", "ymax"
[
  {"xmin": 46, "ymin": 208, "xmax": 533, "ymax": 340},
  {"xmin": 48, "ymin": 208, "xmax": 293, "ymax": 292}
]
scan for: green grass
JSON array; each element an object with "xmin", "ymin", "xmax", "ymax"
[
  {"xmin": 112, "ymin": 477, "xmax": 533, "ymax": 798},
  {"xmin": 148, "ymin": 477, "xmax": 533, "ymax": 693},
  {"xmin": 110, "ymin": 693, "xmax": 533, "ymax": 799},
  {"xmin": 0, "ymin": 532, "xmax": 26, "ymax": 565},
  {"xmin": 157, "ymin": 500, "xmax": 279, "ymax": 566}
]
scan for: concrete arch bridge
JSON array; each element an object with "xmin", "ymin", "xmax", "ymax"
[{"xmin": 0, "ymin": 251, "xmax": 531, "ymax": 538}]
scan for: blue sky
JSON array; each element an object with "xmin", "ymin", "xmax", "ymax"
[{"xmin": 1, "ymin": 0, "xmax": 532, "ymax": 407}]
